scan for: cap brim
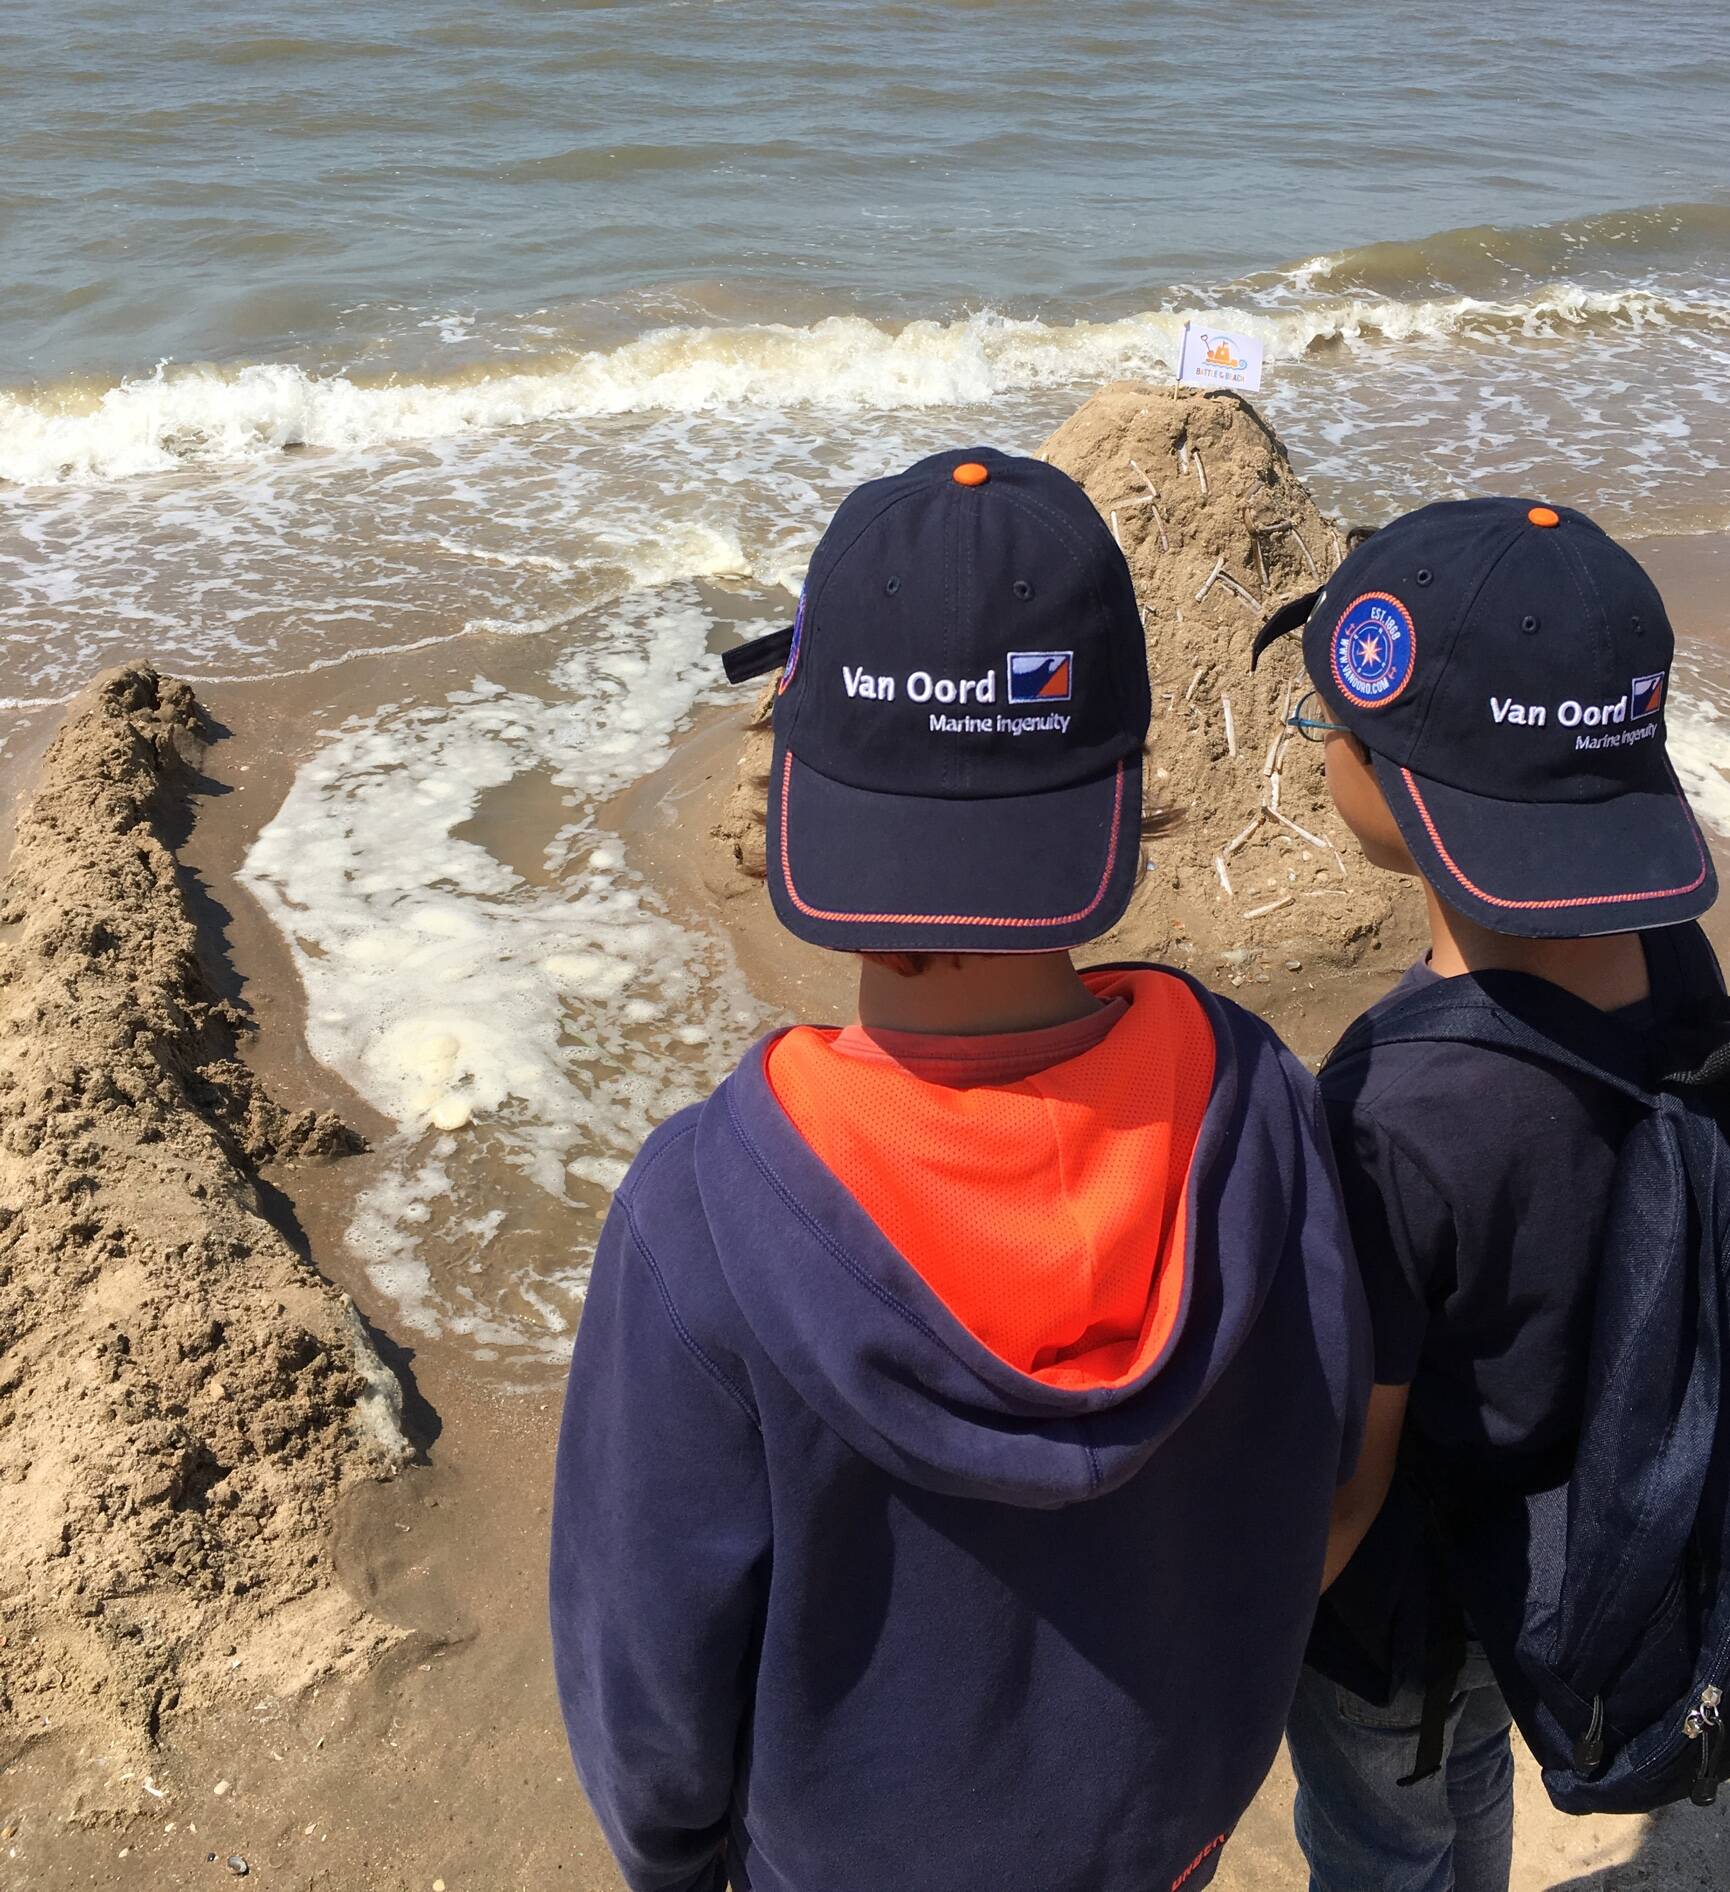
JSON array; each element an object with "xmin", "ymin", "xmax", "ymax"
[
  {"xmin": 767, "ymin": 738, "xmax": 1143, "ymax": 953},
  {"xmin": 1250, "ymin": 588, "xmax": 1323, "ymax": 670},
  {"xmin": 1377, "ymin": 754, "xmax": 1718, "ymax": 939}
]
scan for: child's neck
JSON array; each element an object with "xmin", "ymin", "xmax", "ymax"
[
  {"xmin": 856, "ymin": 952, "xmax": 1103, "ymax": 1037},
  {"xmin": 1422, "ymin": 884, "xmax": 1650, "ymax": 1012}
]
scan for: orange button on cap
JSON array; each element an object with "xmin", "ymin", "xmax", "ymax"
[
  {"xmin": 952, "ymin": 461, "xmax": 989, "ymax": 487},
  {"xmin": 1528, "ymin": 505, "xmax": 1560, "ymax": 527}
]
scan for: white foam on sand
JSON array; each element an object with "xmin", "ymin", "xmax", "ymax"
[
  {"xmin": 240, "ymin": 588, "xmax": 765, "ymax": 1372},
  {"xmin": 1669, "ymin": 683, "xmax": 1730, "ymax": 842}
]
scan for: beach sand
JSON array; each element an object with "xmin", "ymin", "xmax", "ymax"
[{"xmin": 5, "ymin": 534, "xmax": 1729, "ymax": 1891}]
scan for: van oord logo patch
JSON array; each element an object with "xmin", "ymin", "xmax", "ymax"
[
  {"xmin": 1331, "ymin": 592, "xmax": 1415, "ymax": 710},
  {"xmin": 1008, "ymin": 650, "xmax": 1073, "ymax": 702}
]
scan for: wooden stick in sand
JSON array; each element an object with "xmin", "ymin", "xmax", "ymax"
[
  {"xmin": 1126, "ymin": 459, "xmax": 1170, "ymax": 551},
  {"xmin": 1183, "ymin": 664, "xmax": 1205, "ymax": 704},
  {"xmin": 1110, "ymin": 509, "xmax": 1123, "ymax": 551},
  {"xmin": 1270, "ymin": 807, "xmax": 1330, "ymax": 852},
  {"xmin": 1221, "ymin": 814, "xmax": 1261, "ymax": 859},
  {"xmin": 1221, "ymin": 695, "xmax": 1237, "ymax": 759},
  {"xmin": 1195, "ymin": 557, "xmax": 1259, "ymax": 613},
  {"xmin": 1216, "ymin": 572, "xmax": 1261, "ymax": 612},
  {"xmin": 1265, "ymin": 520, "xmax": 1320, "ymax": 578},
  {"xmin": 1214, "ymin": 855, "xmax": 1234, "ymax": 898},
  {"xmin": 1244, "ymin": 893, "xmax": 1294, "ymax": 921},
  {"xmin": 1263, "ymin": 681, "xmax": 1293, "ymax": 778},
  {"xmin": 1193, "ymin": 451, "xmax": 1208, "ymax": 496}
]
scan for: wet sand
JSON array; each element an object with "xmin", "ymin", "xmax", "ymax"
[{"xmin": 8, "ymin": 535, "xmax": 1730, "ymax": 1891}]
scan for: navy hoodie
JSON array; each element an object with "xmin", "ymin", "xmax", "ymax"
[{"xmin": 550, "ymin": 967, "xmax": 1370, "ymax": 1892}]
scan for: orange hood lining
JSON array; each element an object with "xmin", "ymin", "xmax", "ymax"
[{"xmin": 765, "ymin": 968, "xmax": 1216, "ymax": 1391}]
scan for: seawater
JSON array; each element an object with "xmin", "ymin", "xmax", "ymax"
[{"xmin": 5, "ymin": 0, "xmax": 1730, "ymax": 1371}]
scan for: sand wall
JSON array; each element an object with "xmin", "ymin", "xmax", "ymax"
[{"xmin": 0, "ymin": 667, "xmax": 406, "ymax": 1777}]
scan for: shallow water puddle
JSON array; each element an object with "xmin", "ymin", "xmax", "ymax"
[{"xmin": 241, "ymin": 584, "xmax": 769, "ymax": 1379}]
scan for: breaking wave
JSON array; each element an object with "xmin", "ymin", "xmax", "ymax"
[{"xmin": 5, "ymin": 281, "xmax": 1727, "ymax": 487}]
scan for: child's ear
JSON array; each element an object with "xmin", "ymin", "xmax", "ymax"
[{"xmin": 1323, "ymin": 734, "xmax": 1417, "ymax": 876}]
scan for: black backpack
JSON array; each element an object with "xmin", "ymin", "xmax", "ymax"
[{"xmin": 1324, "ymin": 961, "xmax": 1730, "ymax": 1814}]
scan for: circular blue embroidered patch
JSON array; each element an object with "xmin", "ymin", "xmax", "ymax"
[{"xmin": 1331, "ymin": 592, "xmax": 1416, "ymax": 710}]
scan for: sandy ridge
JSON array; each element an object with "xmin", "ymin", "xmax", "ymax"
[{"xmin": 0, "ymin": 666, "xmax": 406, "ymax": 1794}]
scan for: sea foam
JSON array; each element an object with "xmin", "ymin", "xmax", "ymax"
[
  {"xmin": 239, "ymin": 588, "xmax": 765, "ymax": 1370},
  {"xmin": 5, "ymin": 286, "xmax": 1727, "ymax": 488}
]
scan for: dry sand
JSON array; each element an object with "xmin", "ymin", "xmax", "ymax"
[{"xmin": 3, "ymin": 493, "xmax": 1728, "ymax": 1891}]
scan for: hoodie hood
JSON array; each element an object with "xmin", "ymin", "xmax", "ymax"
[
  {"xmin": 766, "ymin": 968, "xmax": 1212, "ymax": 1390},
  {"xmin": 694, "ymin": 966, "xmax": 1317, "ymax": 1508}
]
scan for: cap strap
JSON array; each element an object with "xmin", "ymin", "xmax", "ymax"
[
  {"xmin": 721, "ymin": 625, "xmax": 794, "ymax": 684},
  {"xmin": 1249, "ymin": 588, "xmax": 1322, "ymax": 670}
]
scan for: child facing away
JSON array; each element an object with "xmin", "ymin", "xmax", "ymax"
[
  {"xmin": 1252, "ymin": 498, "xmax": 1727, "ymax": 1891},
  {"xmin": 548, "ymin": 449, "xmax": 1377, "ymax": 1892}
]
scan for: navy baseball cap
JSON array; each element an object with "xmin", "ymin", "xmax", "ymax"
[
  {"xmin": 722, "ymin": 447, "xmax": 1149, "ymax": 952},
  {"xmin": 1252, "ymin": 496, "xmax": 1717, "ymax": 938}
]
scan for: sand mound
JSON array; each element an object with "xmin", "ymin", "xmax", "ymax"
[
  {"xmin": 0, "ymin": 667, "xmax": 407, "ymax": 1775},
  {"xmin": 714, "ymin": 684, "xmax": 779, "ymax": 888},
  {"xmin": 714, "ymin": 383, "xmax": 1420, "ymax": 977},
  {"xmin": 1044, "ymin": 381, "xmax": 1416, "ymax": 970}
]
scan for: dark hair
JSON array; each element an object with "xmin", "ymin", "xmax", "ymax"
[{"xmin": 859, "ymin": 952, "xmax": 964, "ymax": 978}]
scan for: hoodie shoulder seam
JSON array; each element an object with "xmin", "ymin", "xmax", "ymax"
[{"xmin": 617, "ymin": 1128, "xmax": 762, "ymax": 1432}]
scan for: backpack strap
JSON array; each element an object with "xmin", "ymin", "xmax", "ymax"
[
  {"xmin": 1324, "ymin": 973, "xmax": 1662, "ymax": 1111},
  {"xmin": 1643, "ymin": 923, "xmax": 1730, "ymax": 1102},
  {"xmin": 1397, "ymin": 1582, "xmax": 1469, "ymax": 1787},
  {"xmin": 1327, "ymin": 925, "xmax": 1729, "ymax": 1107}
]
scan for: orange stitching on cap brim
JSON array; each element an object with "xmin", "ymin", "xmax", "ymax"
[
  {"xmin": 1331, "ymin": 591, "xmax": 1417, "ymax": 711},
  {"xmin": 1399, "ymin": 766, "xmax": 1709, "ymax": 910},
  {"xmin": 778, "ymin": 750, "xmax": 1126, "ymax": 927}
]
